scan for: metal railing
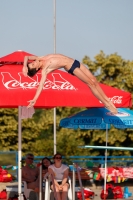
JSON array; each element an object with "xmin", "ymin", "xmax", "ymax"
[
  {"xmin": 31, "ymin": 155, "xmax": 133, "ymax": 167},
  {"xmin": 1, "ymin": 152, "xmax": 133, "ymax": 181}
]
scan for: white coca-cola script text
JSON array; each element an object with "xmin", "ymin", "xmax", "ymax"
[
  {"xmin": 100, "ymin": 96, "xmax": 123, "ymax": 104},
  {"xmin": 1, "ymin": 72, "xmax": 77, "ymax": 90}
]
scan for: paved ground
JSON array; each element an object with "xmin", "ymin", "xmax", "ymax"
[{"xmin": 2, "ymin": 180, "xmax": 133, "ymax": 199}]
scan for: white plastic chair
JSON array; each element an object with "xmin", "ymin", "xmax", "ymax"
[
  {"xmin": 44, "ymin": 177, "xmax": 72, "ymax": 200},
  {"xmin": 22, "ymin": 181, "xmax": 34, "ymax": 199}
]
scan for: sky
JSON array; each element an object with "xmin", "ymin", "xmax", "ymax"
[{"xmin": 0, "ymin": 0, "xmax": 133, "ymax": 62}]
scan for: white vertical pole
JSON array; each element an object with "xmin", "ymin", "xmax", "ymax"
[
  {"xmin": 72, "ymin": 163, "xmax": 75, "ymax": 200},
  {"xmin": 53, "ymin": 0, "xmax": 56, "ymax": 54},
  {"xmin": 39, "ymin": 162, "xmax": 42, "ymax": 200},
  {"xmin": 53, "ymin": 0, "xmax": 56, "ymax": 154},
  {"xmin": 54, "ymin": 108, "xmax": 56, "ymax": 154},
  {"xmin": 18, "ymin": 106, "xmax": 23, "ymax": 200},
  {"xmin": 104, "ymin": 124, "xmax": 108, "ymax": 200}
]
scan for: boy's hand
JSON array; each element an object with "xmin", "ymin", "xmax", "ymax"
[{"xmin": 27, "ymin": 100, "xmax": 36, "ymax": 108}]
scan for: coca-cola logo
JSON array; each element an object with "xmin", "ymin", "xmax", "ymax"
[
  {"xmin": 109, "ymin": 96, "xmax": 123, "ymax": 104},
  {"xmin": 1, "ymin": 72, "xmax": 77, "ymax": 90},
  {"xmin": 100, "ymin": 96, "xmax": 123, "ymax": 104}
]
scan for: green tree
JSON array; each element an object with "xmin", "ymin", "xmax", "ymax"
[
  {"xmin": 0, "ymin": 108, "xmax": 18, "ymax": 150},
  {"xmin": 0, "ymin": 107, "xmax": 85, "ymax": 156},
  {"xmin": 0, "ymin": 108, "xmax": 56, "ymax": 154},
  {"xmin": 29, "ymin": 107, "xmax": 86, "ymax": 156},
  {"xmin": 83, "ymin": 51, "xmax": 133, "ymax": 92}
]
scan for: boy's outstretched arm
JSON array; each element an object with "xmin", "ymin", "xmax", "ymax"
[
  {"xmin": 23, "ymin": 56, "xmax": 38, "ymax": 76},
  {"xmin": 27, "ymin": 70, "xmax": 47, "ymax": 108}
]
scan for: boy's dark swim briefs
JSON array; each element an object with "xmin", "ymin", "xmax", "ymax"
[{"xmin": 68, "ymin": 60, "xmax": 80, "ymax": 75}]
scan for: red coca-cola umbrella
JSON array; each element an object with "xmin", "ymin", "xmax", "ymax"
[
  {"xmin": 0, "ymin": 50, "xmax": 33, "ymax": 65},
  {"xmin": 0, "ymin": 63, "xmax": 132, "ymax": 108}
]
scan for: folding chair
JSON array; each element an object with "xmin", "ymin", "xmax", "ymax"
[{"xmin": 44, "ymin": 177, "xmax": 72, "ymax": 200}]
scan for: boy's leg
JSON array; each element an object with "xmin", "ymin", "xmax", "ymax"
[
  {"xmin": 73, "ymin": 66, "xmax": 117, "ymax": 114},
  {"xmin": 79, "ymin": 64, "xmax": 115, "ymax": 102}
]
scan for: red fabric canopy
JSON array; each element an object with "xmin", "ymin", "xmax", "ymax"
[
  {"xmin": 0, "ymin": 50, "xmax": 34, "ymax": 65},
  {"xmin": 0, "ymin": 51, "xmax": 132, "ymax": 108},
  {"xmin": 0, "ymin": 64, "xmax": 132, "ymax": 108}
]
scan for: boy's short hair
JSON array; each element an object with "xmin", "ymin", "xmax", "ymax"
[{"xmin": 27, "ymin": 63, "xmax": 40, "ymax": 77}]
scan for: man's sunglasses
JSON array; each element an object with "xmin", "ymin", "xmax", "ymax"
[
  {"xmin": 55, "ymin": 157, "xmax": 62, "ymax": 160},
  {"xmin": 27, "ymin": 157, "xmax": 34, "ymax": 160}
]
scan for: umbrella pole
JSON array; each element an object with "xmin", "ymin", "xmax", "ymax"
[
  {"xmin": 75, "ymin": 164, "xmax": 85, "ymax": 200},
  {"xmin": 104, "ymin": 124, "xmax": 108, "ymax": 200},
  {"xmin": 39, "ymin": 162, "xmax": 42, "ymax": 200},
  {"xmin": 18, "ymin": 106, "xmax": 23, "ymax": 200},
  {"xmin": 54, "ymin": 108, "xmax": 56, "ymax": 154},
  {"xmin": 72, "ymin": 163, "xmax": 75, "ymax": 200}
]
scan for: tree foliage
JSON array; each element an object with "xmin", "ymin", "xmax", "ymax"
[{"xmin": 83, "ymin": 51, "xmax": 133, "ymax": 92}]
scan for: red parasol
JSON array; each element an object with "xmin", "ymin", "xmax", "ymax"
[
  {"xmin": 0, "ymin": 50, "xmax": 132, "ymax": 108},
  {"xmin": 0, "ymin": 50, "xmax": 33, "ymax": 65}
]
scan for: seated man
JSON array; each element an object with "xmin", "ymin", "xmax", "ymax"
[{"xmin": 22, "ymin": 153, "xmax": 39, "ymax": 192}]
